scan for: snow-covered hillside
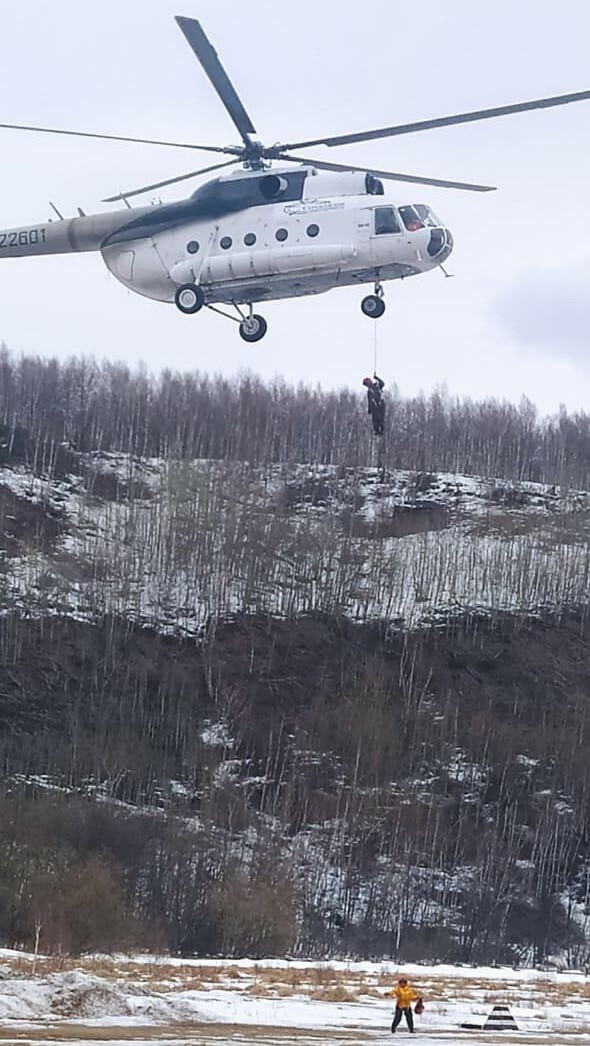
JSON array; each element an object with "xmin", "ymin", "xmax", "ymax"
[
  {"xmin": 2, "ymin": 453, "xmax": 590, "ymax": 633},
  {"xmin": 3, "ymin": 453, "xmax": 590, "ymax": 970}
]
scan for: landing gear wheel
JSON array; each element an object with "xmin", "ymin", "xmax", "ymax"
[
  {"xmin": 239, "ymin": 314, "xmax": 268, "ymax": 342},
  {"xmin": 361, "ymin": 294, "xmax": 386, "ymax": 318},
  {"xmin": 175, "ymin": 284, "xmax": 205, "ymax": 314}
]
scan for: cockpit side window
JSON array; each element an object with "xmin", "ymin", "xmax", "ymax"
[
  {"xmin": 399, "ymin": 206, "xmax": 425, "ymax": 232},
  {"xmin": 374, "ymin": 206, "xmax": 402, "ymax": 235}
]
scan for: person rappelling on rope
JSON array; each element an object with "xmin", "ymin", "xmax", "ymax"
[{"xmin": 363, "ymin": 374, "xmax": 385, "ymax": 436}]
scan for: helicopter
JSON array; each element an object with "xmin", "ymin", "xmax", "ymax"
[{"xmin": 1, "ymin": 17, "xmax": 589, "ymax": 342}]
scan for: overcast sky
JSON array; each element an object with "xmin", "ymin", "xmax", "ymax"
[{"xmin": 1, "ymin": 0, "xmax": 589, "ymax": 413}]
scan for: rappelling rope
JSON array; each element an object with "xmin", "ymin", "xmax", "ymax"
[{"xmin": 373, "ymin": 319, "xmax": 378, "ymax": 376}]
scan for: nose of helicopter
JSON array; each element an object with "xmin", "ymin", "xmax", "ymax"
[{"xmin": 427, "ymin": 227, "xmax": 454, "ymax": 261}]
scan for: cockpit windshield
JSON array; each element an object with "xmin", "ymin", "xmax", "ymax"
[
  {"xmin": 414, "ymin": 204, "xmax": 442, "ymax": 228},
  {"xmin": 398, "ymin": 205, "xmax": 425, "ymax": 231}
]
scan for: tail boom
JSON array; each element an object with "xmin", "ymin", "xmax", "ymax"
[{"xmin": 0, "ymin": 207, "xmax": 152, "ymax": 259}]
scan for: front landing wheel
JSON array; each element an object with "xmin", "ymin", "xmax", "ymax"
[
  {"xmin": 175, "ymin": 284, "xmax": 205, "ymax": 314},
  {"xmin": 361, "ymin": 294, "xmax": 386, "ymax": 318},
  {"xmin": 239, "ymin": 314, "xmax": 268, "ymax": 343}
]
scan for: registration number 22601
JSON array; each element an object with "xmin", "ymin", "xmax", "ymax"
[{"xmin": 0, "ymin": 228, "xmax": 47, "ymax": 248}]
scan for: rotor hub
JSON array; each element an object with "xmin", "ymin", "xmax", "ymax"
[{"xmin": 242, "ymin": 139, "xmax": 267, "ymax": 168}]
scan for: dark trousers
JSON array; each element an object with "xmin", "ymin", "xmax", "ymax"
[
  {"xmin": 391, "ymin": 1005, "xmax": 414, "ymax": 1032},
  {"xmin": 370, "ymin": 404, "xmax": 385, "ymax": 435}
]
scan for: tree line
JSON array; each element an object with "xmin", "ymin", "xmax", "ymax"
[{"xmin": 2, "ymin": 347, "xmax": 590, "ymax": 485}]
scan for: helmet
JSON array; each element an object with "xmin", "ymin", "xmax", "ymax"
[{"xmin": 362, "ymin": 377, "xmax": 373, "ymax": 387}]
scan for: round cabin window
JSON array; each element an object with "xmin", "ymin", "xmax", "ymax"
[
  {"xmin": 220, "ymin": 236, "xmax": 233, "ymax": 250},
  {"xmin": 244, "ymin": 233, "xmax": 257, "ymax": 247},
  {"xmin": 186, "ymin": 240, "xmax": 200, "ymax": 254},
  {"xmin": 307, "ymin": 223, "xmax": 320, "ymax": 238},
  {"xmin": 276, "ymin": 228, "xmax": 288, "ymax": 242}
]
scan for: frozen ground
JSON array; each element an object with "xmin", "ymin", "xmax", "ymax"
[
  {"xmin": 0, "ymin": 954, "xmax": 586, "ymax": 1045},
  {"xmin": 3, "ymin": 1024, "xmax": 588, "ymax": 1045}
]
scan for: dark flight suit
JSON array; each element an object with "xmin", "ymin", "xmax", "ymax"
[{"xmin": 367, "ymin": 376, "xmax": 385, "ymax": 435}]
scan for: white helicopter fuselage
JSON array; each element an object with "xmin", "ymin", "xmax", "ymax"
[
  {"xmin": 103, "ymin": 167, "xmax": 453, "ymax": 305},
  {"xmin": 0, "ymin": 165, "xmax": 453, "ymax": 311}
]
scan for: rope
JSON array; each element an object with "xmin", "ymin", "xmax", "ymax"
[{"xmin": 373, "ymin": 320, "xmax": 378, "ymax": 376}]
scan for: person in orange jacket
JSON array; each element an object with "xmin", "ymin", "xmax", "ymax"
[{"xmin": 385, "ymin": 977, "xmax": 423, "ymax": 1034}]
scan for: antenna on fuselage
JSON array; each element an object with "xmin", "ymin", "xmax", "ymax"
[{"xmin": 49, "ymin": 201, "xmax": 64, "ymax": 220}]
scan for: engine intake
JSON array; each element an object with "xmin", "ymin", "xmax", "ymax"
[{"xmin": 259, "ymin": 175, "xmax": 289, "ymax": 199}]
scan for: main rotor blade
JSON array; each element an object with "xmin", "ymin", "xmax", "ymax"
[
  {"xmin": 276, "ymin": 155, "xmax": 496, "ymax": 192},
  {"xmin": 176, "ymin": 16, "xmax": 256, "ymax": 146},
  {"xmin": 280, "ymin": 88, "xmax": 590, "ymax": 151},
  {"xmin": 103, "ymin": 160, "xmax": 241, "ymax": 203},
  {"xmin": 0, "ymin": 121, "xmax": 238, "ymax": 154}
]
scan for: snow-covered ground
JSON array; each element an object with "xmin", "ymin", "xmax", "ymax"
[{"xmin": 0, "ymin": 954, "xmax": 587, "ymax": 1044}]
